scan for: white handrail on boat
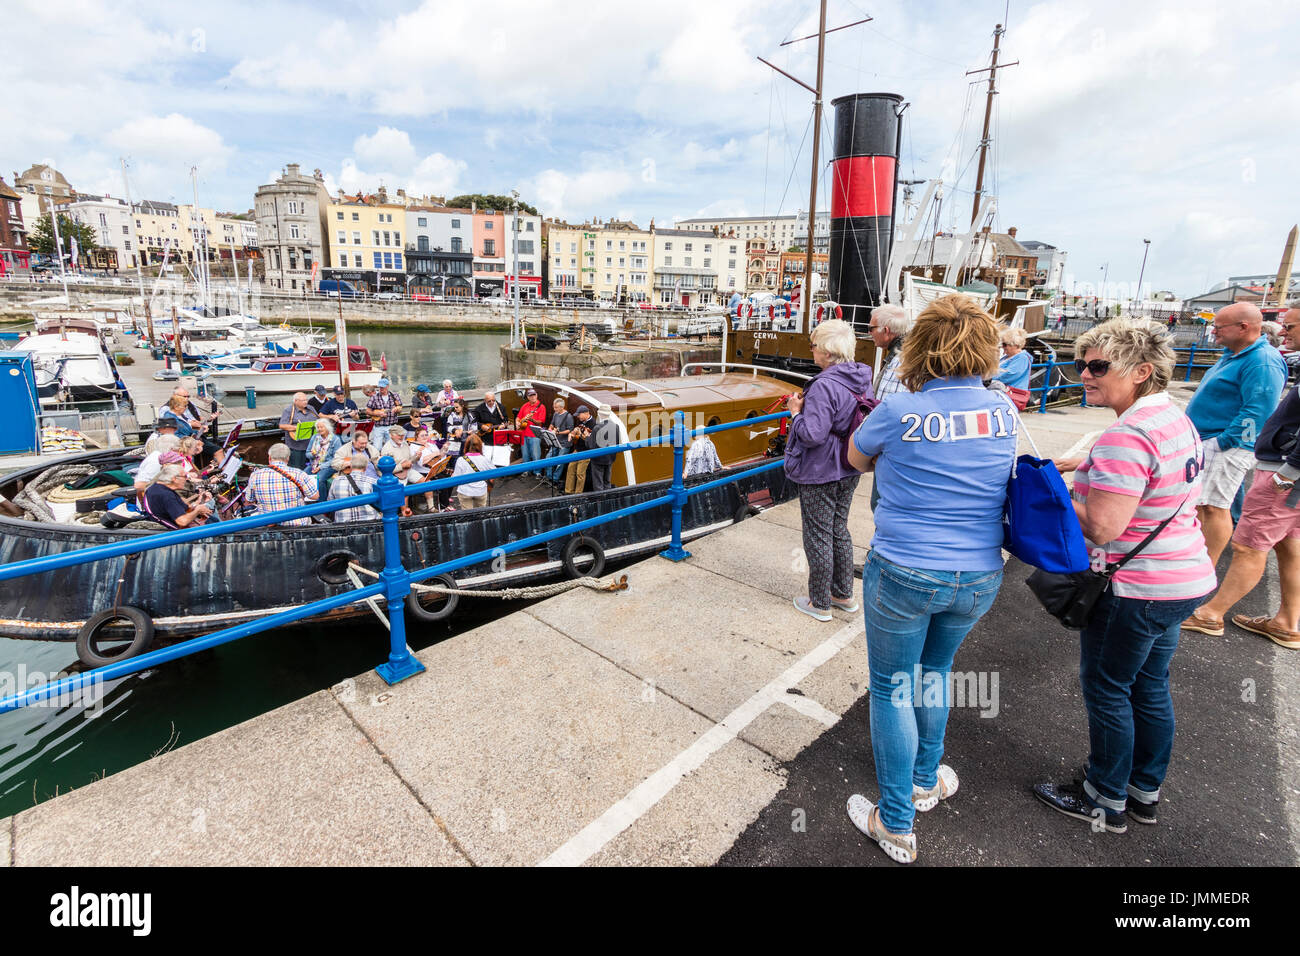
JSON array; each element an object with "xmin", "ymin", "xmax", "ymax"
[
  {"xmin": 578, "ymin": 376, "xmax": 667, "ymax": 405},
  {"xmin": 679, "ymin": 362, "xmax": 815, "ymax": 383}
]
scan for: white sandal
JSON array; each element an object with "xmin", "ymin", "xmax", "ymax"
[
  {"xmin": 912, "ymin": 764, "xmax": 959, "ymax": 813},
  {"xmin": 846, "ymin": 794, "xmax": 917, "ymax": 864}
]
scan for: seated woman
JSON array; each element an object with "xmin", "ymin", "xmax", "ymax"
[
  {"xmin": 995, "ymin": 327, "xmax": 1033, "ymax": 408},
  {"xmin": 158, "ymin": 395, "xmax": 199, "ymax": 438},
  {"xmin": 141, "ymin": 463, "xmax": 213, "ymax": 528},
  {"xmin": 409, "ymin": 426, "xmax": 452, "ymax": 513},
  {"xmin": 134, "ymin": 434, "xmax": 181, "ymax": 495},
  {"xmin": 306, "ymin": 419, "xmax": 343, "ymax": 498}
]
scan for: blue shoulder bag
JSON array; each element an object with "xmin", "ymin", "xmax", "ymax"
[{"xmin": 998, "ymin": 394, "xmax": 1090, "ymax": 574}]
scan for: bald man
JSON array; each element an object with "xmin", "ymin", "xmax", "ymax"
[{"xmin": 1186, "ymin": 302, "xmax": 1288, "ymax": 565}]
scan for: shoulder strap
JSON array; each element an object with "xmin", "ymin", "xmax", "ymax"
[
  {"xmin": 1103, "ymin": 492, "xmax": 1194, "ymax": 576},
  {"xmin": 345, "ymin": 473, "xmax": 363, "ymax": 495},
  {"xmin": 463, "ymin": 455, "xmax": 482, "ymax": 473}
]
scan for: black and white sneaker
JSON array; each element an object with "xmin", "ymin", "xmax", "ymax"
[
  {"xmin": 1126, "ymin": 798, "xmax": 1158, "ymax": 825},
  {"xmin": 1033, "ymin": 781, "xmax": 1128, "ymax": 834}
]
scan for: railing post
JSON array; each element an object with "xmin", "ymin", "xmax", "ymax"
[
  {"xmin": 373, "ymin": 455, "xmax": 425, "ymax": 685},
  {"xmin": 1039, "ymin": 368, "xmax": 1050, "ymax": 414},
  {"xmin": 1185, "ymin": 342, "xmax": 1196, "ymax": 382},
  {"xmin": 660, "ymin": 410, "xmax": 691, "ymax": 562}
]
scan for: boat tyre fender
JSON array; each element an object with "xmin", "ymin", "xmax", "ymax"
[
  {"xmin": 562, "ymin": 535, "xmax": 606, "ymax": 579},
  {"xmin": 75, "ymin": 606, "xmax": 154, "ymax": 668},
  {"xmin": 734, "ymin": 502, "xmax": 759, "ymax": 524},
  {"xmin": 405, "ymin": 574, "xmax": 459, "ymax": 622}
]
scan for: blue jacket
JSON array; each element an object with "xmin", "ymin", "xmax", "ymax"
[
  {"xmin": 1185, "ymin": 338, "xmax": 1287, "ymax": 450},
  {"xmin": 784, "ymin": 361, "xmax": 874, "ymax": 485},
  {"xmin": 1256, "ymin": 381, "xmax": 1300, "ymax": 480}
]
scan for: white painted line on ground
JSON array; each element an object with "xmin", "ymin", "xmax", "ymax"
[
  {"xmin": 539, "ymin": 619, "xmax": 864, "ymax": 867},
  {"xmin": 779, "ymin": 692, "xmax": 841, "ymax": 727}
]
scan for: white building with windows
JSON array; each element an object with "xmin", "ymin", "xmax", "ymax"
[
  {"xmin": 651, "ymin": 226, "xmax": 722, "ymax": 307},
  {"xmin": 67, "ymin": 194, "xmax": 136, "ymax": 269},
  {"xmin": 673, "ymin": 211, "xmax": 829, "ymax": 254},
  {"xmin": 253, "ymin": 164, "xmax": 328, "ymax": 291},
  {"xmin": 505, "ymin": 210, "xmax": 543, "ymax": 298}
]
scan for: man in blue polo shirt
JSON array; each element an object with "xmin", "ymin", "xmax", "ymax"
[{"xmin": 1185, "ymin": 302, "xmax": 1287, "ymax": 566}]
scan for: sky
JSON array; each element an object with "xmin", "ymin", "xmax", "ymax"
[{"xmin": 3, "ymin": 0, "xmax": 1297, "ymax": 298}]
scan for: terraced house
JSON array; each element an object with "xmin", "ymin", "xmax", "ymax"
[{"xmin": 321, "ymin": 185, "xmax": 406, "ymax": 294}]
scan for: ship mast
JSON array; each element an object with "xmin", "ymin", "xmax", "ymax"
[
  {"xmin": 967, "ymin": 24, "xmax": 1018, "ymax": 226},
  {"xmin": 759, "ymin": 3, "xmax": 871, "ymax": 333}
]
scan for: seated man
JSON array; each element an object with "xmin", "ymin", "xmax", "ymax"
[
  {"xmin": 141, "ymin": 464, "xmax": 213, "ymax": 529},
  {"xmin": 333, "ymin": 427, "xmax": 381, "ymax": 479},
  {"xmin": 327, "ymin": 453, "xmax": 381, "ymax": 522},
  {"xmin": 247, "ymin": 443, "xmax": 320, "ymax": 527},
  {"xmin": 134, "ymin": 434, "xmax": 182, "ymax": 495}
]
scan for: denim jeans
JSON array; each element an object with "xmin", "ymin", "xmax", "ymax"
[
  {"xmin": 1079, "ymin": 590, "xmax": 1205, "ymax": 811},
  {"xmin": 545, "ymin": 445, "xmax": 570, "ymax": 482},
  {"xmin": 521, "ymin": 435, "xmax": 542, "ymax": 464},
  {"xmin": 316, "ymin": 464, "xmax": 335, "ymax": 499},
  {"xmin": 863, "ymin": 551, "xmax": 1004, "ymax": 834}
]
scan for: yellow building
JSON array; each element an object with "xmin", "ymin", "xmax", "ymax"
[
  {"xmin": 133, "ymin": 200, "xmax": 192, "ymax": 265},
  {"xmin": 545, "ymin": 218, "xmax": 651, "ymax": 302},
  {"xmin": 321, "ymin": 188, "xmax": 408, "ymax": 293}
]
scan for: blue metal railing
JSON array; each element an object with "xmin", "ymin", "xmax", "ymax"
[{"xmin": 0, "ymin": 411, "xmax": 790, "ymax": 712}]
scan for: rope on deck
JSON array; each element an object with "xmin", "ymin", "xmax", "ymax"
[{"xmin": 346, "ymin": 561, "xmax": 629, "ymax": 600}]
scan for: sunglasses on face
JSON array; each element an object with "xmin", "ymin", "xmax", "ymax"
[{"xmin": 1075, "ymin": 359, "xmax": 1112, "ymax": 376}]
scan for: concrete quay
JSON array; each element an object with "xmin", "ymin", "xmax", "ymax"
[{"xmin": 6, "ymin": 398, "xmax": 1294, "ymax": 867}]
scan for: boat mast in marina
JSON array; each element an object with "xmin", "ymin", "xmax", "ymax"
[
  {"xmin": 967, "ymin": 24, "xmax": 1018, "ymax": 227},
  {"xmin": 121, "ymin": 157, "xmax": 155, "ymax": 345}
]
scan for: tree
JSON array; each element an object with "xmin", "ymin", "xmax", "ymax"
[
  {"xmin": 28, "ymin": 214, "xmax": 98, "ymax": 259},
  {"xmin": 447, "ymin": 194, "xmax": 539, "ymax": 216}
]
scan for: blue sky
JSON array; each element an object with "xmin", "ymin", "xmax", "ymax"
[{"xmin": 4, "ymin": 0, "xmax": 1297, "ymax": 297}]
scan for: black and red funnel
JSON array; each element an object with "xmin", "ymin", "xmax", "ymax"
[{"xmin": 828, "ymin": 92, "xmax": 904, "ymax": 330}]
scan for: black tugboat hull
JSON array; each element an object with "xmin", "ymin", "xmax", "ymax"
[{"xmin": 0, "ymin": 448, "xmax": 794, "ymax": 643}]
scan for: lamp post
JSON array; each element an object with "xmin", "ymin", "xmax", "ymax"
[
  {"xmin": 1135, "ymin": 239, "xmax": 1151, "ymax": 315},
  {"xmin": 1099, "ymin": 262, "xmax": 1109, "ymax": 317},
  {"xmin": 510, "ymin": 190, "xmax": 523, "ymax": 348}
]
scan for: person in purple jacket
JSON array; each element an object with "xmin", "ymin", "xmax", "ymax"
[{"xmin": 785, "ymin": 319, "xmax": 874, "ymax": 622}]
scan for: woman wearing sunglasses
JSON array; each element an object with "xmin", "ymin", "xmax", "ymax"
[{"xmin": 1036, "ymin": 318, "xmax": 1215, "ymax": 833}]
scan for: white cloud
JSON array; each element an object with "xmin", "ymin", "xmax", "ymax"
[
  {"xmin": 326, "ymin": 127, "xmax": 467, "ymax": 200},
  {"xmin": 525, "ymin": 167, "xmax": 637, "ymax": 221},
  {"xmin": 107, "ymin": 114, "xmax": 234, "ymax": 168}
]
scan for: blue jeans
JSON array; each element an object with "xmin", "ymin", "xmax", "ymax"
[
  {"xmin": 288, "ymin": 448, "xmax": 308, "ymax": 471},
  {"xmin": 1079, "ymin": 590, "xmax": 1205, "ymax": 811},
  {"xmin": 521, "ymin": 435, "xmax": 542, "ymax": 464},
  {"xmin": 863, "ymin": 551, "xmax": 1004, "ymax": 834},
  {"xmin": 316, "ymin": 464, "xmax": 335, "ymax": 499}
]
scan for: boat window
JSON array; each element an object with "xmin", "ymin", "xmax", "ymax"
[
  {"xmin": 744, "ymin": 410, "xmax": 760, "ymax": 420},
  {"xmin": 298, "ymin": 362, "xmax": 324, "ymax": 371},
  {"xmin": 707, "ymin": 416, "xmax": 721, "ymax": 427},
  {"xmin": 267, "ymin": 363, "xmax": 286, "ymax": 371}
]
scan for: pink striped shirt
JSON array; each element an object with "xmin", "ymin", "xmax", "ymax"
[{"xmin": 1072, "ymin": 393, "xmax": 1216, "ymax": 600}]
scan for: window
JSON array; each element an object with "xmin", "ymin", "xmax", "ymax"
[
  {"xmin": 374, "ymin": 253, "xmax": 383, "ymax": 269},
  {"xmin": 352, "ymin": 231, "xmax": 361, "ymax": 244},
  {"xmin": 664, "ymin": 242, "xmax": 672, "ymax": 251},
  {"xmin": 418, "ymin": 236, "xmax": 429, "ymax": 252},
  {"xmin": 289, "ymin": 224, "xmax": 300, "ymax": 239},
  {"xmin": 618, "ymin": 258, "xmax": 625, "ymax": 267},
  {"xmin": 570, "ymin": 242, "xmax": 576, "ymax": 253},
  {"xmin": 618, "ymin": 241, "xmax": 625, "ymax": 250},
  {"xmin": 373, "ymin": 230, "xmax": 380, "ymax": 246},
  {"xmin": 122, "ymin": 225, "xmax": 129, "ymax": 234},
  {"xmin": 354, "ymin": 254, "xmax": 364, "ymax": 268},
  {"xmin": 394, "ymin": 231, "xmax": 400, "ymax": 245},
  {"xmin": 705, "ymin": 244, "xmax": 712, "ymax": 253},
  {"xmin": 605, "ymin": 240, "xmax": 612, "ymax": 250},
  {"xmin": 730, "ymin": 245, "xmax": 737, "ymax": 253},
  {"xmin": 287, "ymin": 201, "xmax": 299, "ymax": 214},
  {"xmin": 685, "ymin": 243, "xmax": 693, "ymax": 252},
  {"xmin": 336, "ymin": 212, "xmax": 344, "ymax": 220},
  {"xmin": 382, "ymin": 230, "xmax": 390, "ymax": 246},
  {"xmin": 663, "ymin": 256, "xmax": 672, "ymax": 266},
  {"xmin": 451, "ymin": 237, "xmax": 462, "ymax": 252},
  {"xmin": 605, "ymin": 257, "xmax": 612, "ymax": 266},
  {"xmin": 728, "ymin": 259, "xmax": 736, "ymax": 269},
  {"xmin": 516, "ymin": 239, "xmax": 534, "ymax": 255},
  {"xmin": 704, "ymin": 259, "xmax": 711, "ymax": 268},
  {"xmin": 485, "ymin": 221, "xmax": 493, "ymax": 230},
  {"xmin": 684, "ymin": 257, "xmax": 692, "ymax": 267},
  {"xmin": 418, "ymin": 217, "xmax": 427, "ymax": 227},
  {"xmin": 352, "ymin": 212, "xmax": 359, "ymax": 221},
  {"xmin": 451, "ymin": 218, "xmax": 461, "ymax": 228},
  {"xmin": 484, "ymin": 239, "xmax": 495, "ymax": 256},
  {"xmin": 525, "ymin": 221, "xmax": 534, "ymax": 232},
  {"xmin": 519, "ymin": 260, "xmax": 533, "ymax": 273},
  {"xmin": 124, "ymin": 241, "xmax": 131, "ymax": 250},
  {"xmin": 338, "ymin": 231, "xmax": 346, "ymax": 246},
  {"xmin": 606, "ymin": 274, "xmax": 612, "ymax": 283}
]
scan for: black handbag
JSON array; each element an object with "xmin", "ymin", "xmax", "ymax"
[{"xmin": 1026, "ymin": 502, "xmax": 1186, "ymax": 629}]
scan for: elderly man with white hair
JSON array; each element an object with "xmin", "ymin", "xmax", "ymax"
[
  {"xmin": 868, "ymin": 303, "xmax": 914, "ymax": 400},
  {"xmin": 1184, "ymin": 302, "xmax": 1288, "ymax": 566},
  {"xmin": 141, "ymin": 463, "xmax": 212, "ymax": 529}
]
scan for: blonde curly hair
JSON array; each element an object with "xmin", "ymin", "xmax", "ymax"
[{"xmin": 1073, "ymin": 318, "xmax": 1174, "ymax": 398}]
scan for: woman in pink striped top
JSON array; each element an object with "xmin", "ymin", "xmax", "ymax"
[{"xmin": 1035, "ymin": 319, "xmax": 1215, "ymax": 834}]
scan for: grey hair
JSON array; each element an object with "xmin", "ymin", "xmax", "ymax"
[
  {"xmin": 316, "ymin": 418, "xmax": 334, "ymax": 436},
  {"xmin": 389, "ymin": 425, "xmax": 407, "ymax": 439},
  {"xmin": 155, "ymin": 463, "xmax": 184, "ymax": 485},
  {"xmin": 871, "ymin": 303, "xmax": 912, "ymax": 336},
  {"xmin": 350, "ymin": 454, "xmax": 370, "ymax": 470},
  {"xmin": 810, "ymin": 318, "xmax": 858, "ymax": 364},
  {"xmin": 268, "ymin": 443, "xmax": 291, "ymax": 462},
  {"xmin": 1262, "ymin": 320, "xmax": 1282, "ymax": 348},
  {"xmin": 154, "ymin": 434, "xmax": 180, "ymax": 454},
  {"xmin": 999, "ymin": 326, "xmax": 1029, "ymax": 348}
]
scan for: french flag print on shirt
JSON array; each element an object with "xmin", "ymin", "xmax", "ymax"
[{"xmin": 950, "ymin": 409, "xmax": 993, "ymax": 439}]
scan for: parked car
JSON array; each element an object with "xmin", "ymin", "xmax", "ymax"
[
  {"xmin": 372, "ymin": 291, "xmax": 403, "ymax": 301},
  {"xmin": 317, "ymin": 279, "xmax": 360, "ymax": 298}
]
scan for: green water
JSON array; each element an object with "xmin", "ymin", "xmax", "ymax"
[{"xmin": 0, "ymin": 327, "xmax": 511, "ymax": 820}]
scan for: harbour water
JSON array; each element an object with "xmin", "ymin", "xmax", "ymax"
[{"xmin": 0, "ymin": 326, "xmax": 510, "ymax": 820}]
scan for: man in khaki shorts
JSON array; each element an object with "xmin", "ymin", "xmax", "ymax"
[
  {"xmin": 1185, "ymin": 308, "xmax": 1300, "ymax": 648},
  {"xmin": 1184, "ymin": 303, "xmax": 1288, "ymax": 566}
]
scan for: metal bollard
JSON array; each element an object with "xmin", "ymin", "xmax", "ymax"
[
  {"xmin": 660, "ymin": 410, "xmax": 691, "ymax": 561},
  {"xmin": 374, "ymin": 455, "xmax": 426, "ymax": 685}
]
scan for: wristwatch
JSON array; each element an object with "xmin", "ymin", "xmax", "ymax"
[{"xmin": 1272, "ymin": 472, "xmax": 1296, "ymax": 490}]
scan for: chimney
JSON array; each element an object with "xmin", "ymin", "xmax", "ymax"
[
  {"xmin": 286, "ymin": 163, "xmax": 300, "ymax": 178},
  {"xmin": 377, "ymin": 185, "xmax": 388, "ymax": 203},
  {"xmin": 1008, "ymin": 226, "xmax": 1018, "ymax": 238},
  {"xmin": 471, "ymin": 201, "xmax": 477, "ymax": 214}
]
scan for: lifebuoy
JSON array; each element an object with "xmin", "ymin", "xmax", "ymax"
[
  {"xmin": 405, "ymin": 573, "xmax": 459, "ymax": 622},
  {"xmin": 76, "ymin": 606, "xmax": 154, "ymax": 668},
  {"xmin": 562, "ymin": 535, "xmax": 606, "ymax": 579}
]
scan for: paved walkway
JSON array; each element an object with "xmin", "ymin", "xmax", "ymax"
[{"xmin": 6, "ymin": 398, "xmax": 1294, "ymax": 866}]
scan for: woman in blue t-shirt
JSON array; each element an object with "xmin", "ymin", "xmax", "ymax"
[
  {"xmin": 844, "ymin": 294, "xmax": 1016, "ymax": 864},
  {"xmin": 995, "ymin": 327, "xmax": 1033, "ymax": 390}
]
